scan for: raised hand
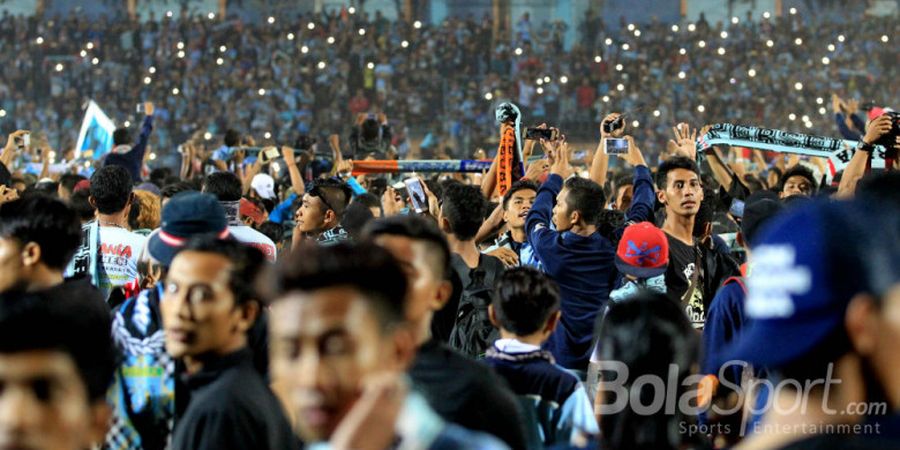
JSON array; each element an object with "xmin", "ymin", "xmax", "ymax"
[{"xmin": 669, "ymin": 123, "xmax": 697, "ymax": 160}]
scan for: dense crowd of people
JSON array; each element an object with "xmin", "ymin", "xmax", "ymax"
[
  {"xmin": 0, "ymin": 4, "xmax": 899, "ymax": 450},
  {"xmin": 0, "ymin": 5, "xmax": 896, "ymax": 159}
]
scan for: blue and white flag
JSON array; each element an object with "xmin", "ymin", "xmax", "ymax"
[{"xmin": 75, "ymin": 101, "xmax": 116, "ymax": 160}]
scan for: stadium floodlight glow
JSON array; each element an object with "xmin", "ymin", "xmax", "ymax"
[
  {"xmin": 264, "ymin": 132, "xmax": 272, "ymax": 139},
  {"xmin": 413, "ymin": 20, "xmax": 422, "ymax": 29},
  {"xmin": 822, "ymin": 56, "xmax": 830, "ymax": 65},
  {"xmin": 679, "ymin": 48, "xmax": 686, "ymax": 55},
  {"xmin": 219, "ymin": 45, "xmax": 226, "ymax": 53},
  {"xmin": 731, "ymin": 17, "xmax": 739, "ymax": 24},
  {"xmin": 748, "ymin": 68, "xmax": 757, "ymax": 77},
  {"xmin": 287, "ymin": 33, "xmax": 295, "ymax": 40},
  {"xmin": 301, "ymin": 45, "xmax": 309, "ymax": 53},
  {"xmin": 882, "ymin": 35, "xmax": 889, "ymax": 43},
  {"xmin": 216, "ymin": 57, "xmax": 224, "ymax": 65},
  {"xmin": 789, "ymin": 7, "xmax": 797, "ymax": 15},
  {"xmin": 204, "ymin": 132, "xmax": 212, "ymax": 140},
  {"xmin": 536, "ymin": 87, "xmax": 544, "ymax": 94},
  {"xmin": 35, "ymin": 36, "xmax": 44, "ymax": 44},
  {"xmin": 177, "ymin": 50, "xmax": 185, "ymax": 58},
  {"xmin": 268, "ymin": 16, "xmax": 275, "ymax": 24},
  {"xmin": 729, "ymin": 78, "xmax": 736, "ymax": 84},
  {"xmin": 827, "ymin": 43, "xmax": 835, "ymax": 51},
  {"xmin": 634, "ymin": 29, "xmax": 641, "ymax": 37},
  {"xmin": 172, "ymin": 87, "xmax": 180, "ymax": 95},
  {"xmin": 401, "ymin": 40, "xmax": 409, "ymax": 48},
  {"xmin": 536, "ymin": 78, "xmax": 543, "ymax": 85},
  {"xmin": 837, "ymin": 34, "xmax": 845, "ymax": 42},
  {"xmin": 308, "ymin": 22, "xmax": 315, "ymax": 30},
  {"xmin": 166, "ymin": 10, "xmax": 173, "ymax": 17},
  {"xmin": 348, "ymin": 6, "xmax": 356, "ymax": 14},
  {"xmin": 697, "ymin": 105, "xmax": 705, "ymax": 112},
  {"xmin": 80, "ymin": 50, "xmax": 87, "ymax": 57},
  {"xmin": 484, "ymin": 92, "xmax": 493, "ymax": 100},
  {"xmin": 805, "ymin": 122, "xmax": 812, "ymax": 129},
  {"xmin": 0, "ymin": 109, "xmax": 7, "ymax": 118},
  {"xmin": 143, "ymin": 76, "xmax": 151, "ymax": 84},
  {"xmin": 560, "ymin": 76, "xmax": 568, "ymax": 84},
  {"xmin": 258, "ymin": 88, "xmax": 266, "ymax": 96},
  {"xmin": 717, "ymin": 47, "xmax": 726, "ymax": 55},
  {"xmin": 698, "ymin": 40, "xmax": 706, "ymax": 48},
  {"xmin": 763, "ymin": 11, "xmax": 771, "ymax": 19},
  {"xmin": 367, "ymin": 62, "xmax": 374, "ymax": 69},
  {"xmin": 653, "ymin": 110, "xmax": 661, "ymax": 117},
  {"xmin": 55, "ymin": 63, "xmax": 63, "ymax": 72},
  {"xmin": 687, "ymin": 23, "xmax": 696, "ymax": 32},
  {"xmin": 819, "ymin": 107, "xmax": 827, "ymax": 115},
  {"xmin": 177, "ymin": 42, "xmax": 184, "ymax": 49},
  {"xmin": 615, "ymin": 63, "xmax": 623, "ymax": 71},
  {"xmin": 358, "ymin": 28, "xmax": 366, "ymax": 35},
  {"xmin": 802, "ymin": 115, "xmax": 809, "ymax": 122},
  {"xmin": 632, "ymin": 120, "xmax": 639, "ymax": 128},
  {"xmin": 602, "ymin": 95, "xmax": 610, "ymax": 102},
  {"xmin": 515, "ymin": 47, "xmax": 523, "ymax": 55},
  {"xmin": 622, "ymin": 43, "xmax": 630, "ymax": 51},
  {"xmin": 720, "ymin": 31, "xmax": 728, "ymax": 39},
  {"xmin": 207, "ymin": 12, "xmax": 215, "ymax": 19},
  {"xmin": 794, "ymin": 82, "xmax": 803, "ymax": 90},
  {"xmin": 816, "ymin": 97, "xmax": 824, "ymax": 104},
  {"xmin": 627, "ymin": 24, "xmax": 635, "ymax": 31},
  {"xmin": 149, "ymin": 152, "xmax": 156, "ymax": 160},
  {"xmin": 605, "ymin": 38, "xmax": 613, "ymax": 45},
  {"xmin": 794, "ymin": 37, "xmax": 802, "ymax": 46},
  {"xmin": 677, "ymin": 71, "xmax": 686, "ymax": 79},
  {"xmin": 91, "ymin": 57, "xmax": 99, "ymax": 65},
  {"xmin": 616, "ymin": 83, "xmax": 624, "ymax": 91},
  {"xmin": 149, "ymin": 66, "xmax": 156, "ymax": 74},
  {"xmin": 327, "ymin": 36, "xmax": 335, "ymax": 44},
  {"xmin": 317, "ymin": 61, "xmax": 326, "ymax": 69},
  {"xmin": 766, "ymin": 39, "xmax": 774, "ymax": 47},
  {"xmin": 86, "ymin": 42, "xmax": 94, "ymax": 50},
  {"xmin": 594, "ymin": 55, "xmax": 602, "ymax": 63},
  {"xmin": 671, "ymin": 25, "xmax": 679, "ymax": 32},
  {"xmin": 789, "ymin": 113, "xmax": 796, "ymax": 120}
]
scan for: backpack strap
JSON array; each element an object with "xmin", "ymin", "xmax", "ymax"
[{"xmin": 723, "ymin": 276, "xmax": 747, "ymax": 295}]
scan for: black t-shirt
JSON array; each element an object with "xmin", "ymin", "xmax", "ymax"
[{"xmin": 664, "ymin": 234, "xmax": 707, "ymax": 329}]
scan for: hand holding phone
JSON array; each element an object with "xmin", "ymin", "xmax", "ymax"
[
  {"xmin": 260, "ymin": 146, "xmax": 280, "ymax": 163},
  {"xmin": 403, "ymin": 177, "xmax": 428, "ymax": 214},
  {"xmin": 525, "ymin": 127, "xmax": 559, "ymax": 141},
  {"xmin": 603, "ymin": 137, "xmax": 629, "ymax": 155}
]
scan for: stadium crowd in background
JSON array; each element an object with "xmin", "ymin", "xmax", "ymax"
[{"xmin": 0, "ymin": 3, "xmax": 899, "ymax": 450}]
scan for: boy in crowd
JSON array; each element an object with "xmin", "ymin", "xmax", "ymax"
[
  {"xmin": 202, "ymin": 171, "xmax": 277, "ymax": 261},
  {"xmin": 778, "ymin": 164, "xmax": 818, "ymax": 199},
  {"xmin": 482, "ymin": 180, "xmax": 541, "ymax": 268},
  {"xmin": 365, "ymin": 215, "xmax": 528, "ymax": 448},
  {"xmin": 0, "ymin": 291, "xmax": 115, "ymax": 450},
  {"xmin": 293, "ymin": 177, "xmax": 352, "ymax": 245},
  {"xmin": 162, "ymin": 236, "xmax": 295, "ymax": 449},
  {"xmin": 67, "ymin": 165, "xmax": 147, "ymax": 302},
  {"xmin": 657, "ymin": 156, "xmax": 739, "ymax": 329},
  {"xmin": 485, "ymin": 267, "xmax": 598, "ymax": 446},
  {"xmin": 269, "ymin": 241, "xmax": 506, "ymax": 449}
]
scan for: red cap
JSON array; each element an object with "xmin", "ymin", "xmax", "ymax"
[
  {"xmin": 615, "ymin": 222, "xmax": 669, "ymax": 278},
  {"xmin": 239, "ymin": 198, "xmax": 266, "ymax": 226},
  {"xmin": 73, "ymin": 180, "xmax": 91, "ymax": 193},
  {"xmin": 868, "ymin": 107, "xmax": 885, "ymax": 121}
]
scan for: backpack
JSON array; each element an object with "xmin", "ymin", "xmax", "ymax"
[{"xmin": 448, "ymin": 254, "xmax": 503, "ymax": 358}]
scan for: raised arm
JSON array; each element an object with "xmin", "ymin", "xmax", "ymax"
[
  {"xmin": 281, "ymin": 146, "xmax": 306, "ymax": 196},
  {"xmin": 838, "ymin": 114, "xmax": 895, "ymax": 198},
  {"xmin": 590, "ymin": 113, "xmax": 623, "ymax": 186}
]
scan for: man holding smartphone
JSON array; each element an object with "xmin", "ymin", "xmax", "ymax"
[{"xmin": 104, "ymin": 102, "xmax": 154, "ymax": 183}]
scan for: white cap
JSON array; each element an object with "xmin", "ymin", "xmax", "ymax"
[{"xmin": 251, "ymin": 173, "xmax": 276, "ymax": 200}]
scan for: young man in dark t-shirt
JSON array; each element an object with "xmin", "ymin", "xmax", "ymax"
[{"xmin": 656, "ymin": 156, "xmax": 738, "ymax": 329}]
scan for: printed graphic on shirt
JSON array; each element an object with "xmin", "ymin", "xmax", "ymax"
[{"xmin": 97, "ymin": 228, "xmax": 146, "ymax": 299}]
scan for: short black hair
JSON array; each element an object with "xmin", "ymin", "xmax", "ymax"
[
  {"xmin": 563, "ymin": 177, "xmax": 606, "ymax": 225},
  {"xmin": 258, "ymin": 221, "xmax": 284, "ymax": 245},
  {"xmin": 364, "ymin": 215, "xmax": 452, "ymax": 280},
  {"xmin": 224, "ymin": 129, "xmax": 241, "ymax": 147},
  {"xmin": 692, "ymin": 186, "xmax": 718, "ymax": 238},
  {"xmin": 203, "ymin": 171, "xmax": 242, "ymax": 202},
  {"xmin": 341, "ymin": 201, "xmax": 375, "ymax": 240},
  {"xmin": 161, "ymin": 181, "xmax": 194, "ymax": 200},
  {"xmin": 275, "ymin": 241, "xmax": 408, "ymax": 330},
  {"xmin": 0, "ymin": 195, "xmax": 81, "ymax": 270},
  {"xmin": 858, "ymin": 171, "xmax": 900, "ymax": 210},
  {"xmin": 779, "ymin": 165, "xmax": 818, "ymax": 194},
  {"xmin": 0, "ymin": 292, "xmax": 114, "ymax": 401},
  {"xmin": 112, "ymin": 128, "xmax": 131, "ymax": 146},
  {"xmin": 493, "ymin": 267, "xmax": 560, "ymax": 335},
  {"xmin": 175, "ymin": 235, "xmax": 267, "ymax": 306},
  {"xmin": 656, "ymin": 156, "xmax": 700, "ymax": 190},
  {"xmin": 360, "ymin": 118, "xmax": 381, "ymax": 142},
  {"xmin": 440, "ymin": 182, "xmax": 485, "ymax": 240},
  {"xmin": 149, "ymin": 168, "xmax": 171, "ymax": 188},
  {"xmin": 69, "ymin": 189, "xmax": 96, "ymax": 221},
  {"xmin": 501, "ymin": 180, "xmax": 539, "ymax": 210},
  {"xmin": 353, "ymin": 192, "xmax": 381, "ymax": 210},
  {"xmin": 59, "ymin": 173, "xmax": 86, "ymax": 194},
  {"xmin": 89, "ymin": 165, "xmax": 133, "ymax": 214},
  {"xmin": 310, "ymin": 177, "xmax": 352, "ymax": 218}
]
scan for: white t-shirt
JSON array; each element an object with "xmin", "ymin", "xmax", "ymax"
[
  {"xmin": 228, "ymin": 225, "xmax": 277, "ymax": 262},
  {"xmin": 96, "ymin": 227, "xmax": 146, "ymax": 299}
]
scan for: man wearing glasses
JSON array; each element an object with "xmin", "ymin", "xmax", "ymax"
[{"xmin": 293, "ymin": 177, "xmax": 352, "ymax": 246}]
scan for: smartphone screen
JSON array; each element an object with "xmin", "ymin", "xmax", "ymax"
[
  {"xmin": 262, "ymin": 147, "xmax": 280, "ymax": 162},
  {"xmin": 604, "ymin": 138, "xmax": 629, "ymax": 155},
  {"xmin": 403, "ymin": 177, "xmax": 428, "ymax": 213},
  {"xmin": 729, "ymin": 199, "xmax": 746, "ymax": 218},
  {"xmin": 136, "ymin": 103, "xmax": 145, "ymax": 114},
  {"xmin": 525, "ymin": 128, "xmax": 556, "ymax": 141}
]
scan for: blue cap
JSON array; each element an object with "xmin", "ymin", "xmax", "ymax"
[
  {"xmin": 722, "ymin": 199, "xmax": 900, "ymax": 369},
  {"xmin": 147, "ymin": 192, "xmax": 229, "ymax": 266}
]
